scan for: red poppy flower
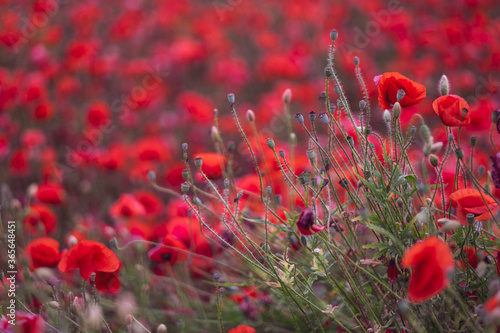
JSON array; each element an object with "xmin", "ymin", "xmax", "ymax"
[
  {"xmin": 432, "ymin": 95, "xmax": 470, "ymax": 127},
  {"xmin": 35, "ymin": 182, "xmax": 66, "ymax": 205},
  {"xmin": 457, "ymin": 247, "xmax": 478, "ymax": 270},
  {"xmin": 87, "ymin": 100, "xmax": 111, "ymax": 128},
  {"xmin": 402, "ymin": 236, "xmax": 454, "ymax": 303},
  {"xmin": 25, "ymin": 237, "xmax": 61, "ymax": 270},
  {"xmin": 178, "ymin": 92, "xmax": 214, "ymax": 123},
  {"xmin": 9, "ymin": 148, "xmax": 30, "ymax": 176},
  {"xmin": 296, "ymin": 208, "xmax": 327, "ymax": 235},
  {"xmin": 484, "ymin": 292, "xmax": 500, "ymax": 314},
  {"xmin": 133, "ymin": 190, "xmax": 163, "ymax": 218},
  {"xmin": 95, "ymin": 263, "xmax": 122, "ymax": 294},
  {"xmin": 449, "ymin": 189, "xmax": 498, "ymax": 225},
  {"xmin": 0, "ymin": 311, "xmax": 45, "ymax": 333},
  {"xmin": 133, "ymin": 137, "xmax": 171, "ymax": 162},
  {"xmin": 377, "ymin": 72, "xmax": 426, "ymax": 110},
  {"xmin": 228, "ymin": 325, "xmax": 256, "ymax": 333},
  {"xmin": 195, "ymin": 153, "xmax": 225, "ymax": 180},
  {"xmin": 148, "ymin": 235, "xmax": 189, "ymax": 265},
  {"xmin": 58, "ymin": 240, "xmax": 121, "ymax": 281},
  {"xmin": 23, "ymin": 204, "xmax": 57, "ymax": 235},
  {"xmin": 109, "ymin": 194, "xmax": 147, "ymax": 219}
]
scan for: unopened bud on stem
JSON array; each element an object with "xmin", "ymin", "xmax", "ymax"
[{"xmin": 439, "ymin": 74, "xmax": 449, "ymax": 96}]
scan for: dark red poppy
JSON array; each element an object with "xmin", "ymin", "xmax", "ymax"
[
  {"xmin": 133, "ymin": 137, "xmax": 171, "ymax": 162},
  {"xmin": 133, "ymin": 190, "xmax": 163, "ymax": 218},
  {"xmin": 377, "ymin": 72, "xmax": 426, "ymax": 110},
  {"xmin": 296, "ymin": 208, "xmax": 327, "ymax": 235},
  {"xmin": 387, "ymin": 258, "xmax": 401, "ymax": 284},
  {"xmin": 402, "ymin": 236, "xmax": 454, "ymax": 303},
  {"xmin": 432, "ymin": 95, "xmax": 470, "ymax": 127},
  {"xmin": 228, "ymin": 325, "xmax": 256, "ymax": 333},
  {"xmin": 449, "ymin": 189, "xmax": 498, "ymax": 225},
  {"xmin": 35, "ymin": 182, "xmax": 66, "ymax": 205},
  {"xmin": 58, "ymin": 240, "xmax": 121, "ymax": 281},
  {"xmin": 95, "ymin": 263, "xmax": 122, "ymax": 294},
  {"xmin": 9, "ymin": 148, "xmax": 30, "ymax": 176},
  {"xmin": 25, "ymin": 237, "xmax": 61, "ymax": 270},
  {"xmin": 178, "ymin": 91, "xmax": 214, "ymax": 123},
  {"xmin": 148, "ymin": 235, "xmax": 189, "ymax": 265},
  {"xmin": 109, "ymin": 194, "xmax": 146, "ymax": 219},
  {"xmin": 23, "ymin": 204, "xmax": 57, "ymax": 235},
  {"xmin": 87, "ymin": 100, "xmax": 111, "ymax": 128}
]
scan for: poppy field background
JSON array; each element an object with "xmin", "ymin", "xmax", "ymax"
[{"xmin": 1, "ymin": 0, "xmax": 500, "ymax": 332}]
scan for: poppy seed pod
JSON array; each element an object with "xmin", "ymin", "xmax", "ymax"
[
  {"xmin": 182, "ymin": 169, "xmax": 189, "ymax": 181},
  {"xmin": 330, "ymin": 29, "xmax": 338, "ymax": 42},
  {"xmin": 227, "ymin": 141, "xmax": 235, "ymax": 152},
  {"xmin": 181, "ymin": 143, "xmax": 188, "ymax": 152},
  {"xmin": 278, "ymin": 149, "xmax": 285, "ymax": 158},
  {"xmin": 227, "ymin": 93, "xmax": 235, "ymax": 104},
  {"xmin": 295, "ymin": 113, "xmax": 304, "ymax": 124},
  {"xmin": 359, "ymin": 100, "xmax": 366, "ymax": 110},
  {"xmin": 194, "ymin": 157, "xmax": 203, "ymax": 168},
  {"xmin": 455, "ymin": 148, "xmax": 464, "ymax": 160},
  {"xmin": 318, "ymin": 112, "xmax": 329, "ymax": 124},
  {"xmin": 265, "ymin": 186, "xmax": 272, "ymax": 196},
  {"xmin": 397, "ymin": 89, "xmax": 406, "ymax": 102},
  {"xmin": 334, "ymin": 85, "xmax": 341, "ymax": 96},
  {"xmin": 308, "ymin": 111, "xmax": 316, "ymax": 122},
  {"xmin": 306, "ymin": 149, "xmax": 316, "ymax": 161},
  {"xmin": 266, "ymin": 138, "xmax": 275, "ymax": 149},
  {"xmin": 181, "ymin": 182, "xmax": 190, "ymax": 193},
  {"xmin": 324, "ymin": 66, "xmax": 332, "ymax": 77},
  {"xmin": 353, "ymin": 56, "xmax": 359, "ymax": 66},
  {"xmin": 439, "ymin": 74, "xmax": 449, "ymax": 96},
  {"xmin": 466, "ymin": 213, "xmax": 475, "ymax": 225},
  {"xmin": 470, "ymin": 136, "xmax": 477, "ymax": 146}
]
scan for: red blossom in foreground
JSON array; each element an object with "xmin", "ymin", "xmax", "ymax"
[
  {"xmin": 0, "ymin": 311, "xmax": 46, "ymax": 333},
  {"xmin": 228, "ymin": 325, "xmax": 256, "ymax": 333},
  {"xmin": 402, "ymin": 236, "xmax": 454, "ymax": 303},
  {"xmin": 59, "ymin": 240, "xmax": 121, "ymax": 293},
  {"xmin": 432, "ymin": 95, "xmax": 470, "ymax": 127},
  {"xmin": 376, "ymin": 72, "xmax": 426, "ymax": 110},
  {"xmin": 148, "ymin": 235, "xmax": 189, "ymax": 265},
  {"xmin": 109, "ymin": 194, "xmax": 147, "ymax": 219},
  {"xmin": 25, "ymin": 237, "xmax": 61, "ymax": 270},
  {"xmin": 296, "ymin": 208, "xmax": 326, "ymax": 235},
  {"xmin": 449, "ymin": 189, "xmax": 498, "ymax": 225}
]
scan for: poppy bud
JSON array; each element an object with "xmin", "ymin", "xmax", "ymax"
[
  {"xmin": 157, "ymin": 324, "xmax": 167, "ymax": 333},
  {"xmin": 359, "ymin": 100, "xmax": 366, "ymax": 110},
  {"xmin": 383, "ymin": 110, "xmax": 391, "ymax": 122},
  {"xmin": 353, "ymin": 56, "xmax": 359, "ymax": 66},
  {"xmin": 306, "ymin": 149, "xmax": 316, "ymax": 161},
  {"xmin": 246, "ymin": 109, "xmax": 255, "ymax": 122},
  {"xmin": 419, "ymin": 125, "xmax": 431, "ymax": 144},
  {"xmin": 210, "ymin": 126, "xmax": 219, "ymax": 140},
  {"xmin": 470, "ymin": 136, "xmax": 477, "ymax": 147},
  {"xmin": 236, "ymin": 191, "xmax": 243, "ymax": 199},
  {"xmin": 283, "ymin": 89, "xmax": 292, "ymax": 104},
  {"xmin": 48, "ymin": 301, "xmax": 60, "ymax": 309},
  {"xmin": 329, "ymin": 103, "xmax": 336, "ymax": 114},
  {"xmin": 319, "ymin": 91, "xmax": 327, "ymax": 100},
  {"xmin": 194, "ymin": 157, "xmax": 203, "ymax": 168},
  {"xmin": 227, "ymin": 93, "xmax": 235, "ymax": 104},
  {"xmin": 429, "ymin": 154, "xmax": 439, "ymax": 167},
  {"xmin": 410, "ymin": 126, "xmax": 416, "ymax": 136},
  {"xmin": 492, "ymin": 110, "xmax": 500, "ymax": 123},
  {"xmin": 364, "ymin": 125, "xmax": 372, "ymax": 135},
  {"xmin": 181, "ymin": 143, "xmax": 188, "ymax": 152},
  {"xmin": 295, "ymin": 113, "xmax": 304, "ymax": 124},
  {"xmin": 182, "ymin": 169, "xmax": 189, "ymax": 181},
  {"xmin": 324, "ymin": 66, "xmax": 332, "ymax": 77},
  {"xmin": 193, "ymin": 197, "xmax": 202, "ymax": 205},
  {"xmin": 213, "ymin": 272, "xmax": 220, "ymax": 281},
  {"xmin": 266, "ymin": 138, "xmax": 275, "ymax": 149},
  {"xmin": 227, "ymin": 141, "xmax": 235, "ymax": 152},
  {"xmin": 181, "ymin": 182, "xmax": 190, "ymax": 194},
  {"xmin": 455, "ymin": 148, "xmax": 464, "ymax": 160},
  {"xmin": 330, "ymin": 29, "xmax": 338, "ymax": 42},
  {"xmin": 148, "ymin": 170, "xmax": 156, "ymax": 182},
  {"xmin": 397, "ymin": 89, "xmax": 405, "ymax": 102},
  {"xmin": 308, "ymin": 111, "xmax": 316, "ymax": 122},
  {"xmin": 398, "ymin": 299, "xmax": 410, "ymax": 314},
  {"xmin": 265, "ymin": 186, "xmax": 272, "ymax": 196},
  {"xmin": 439, "ymin": 74, "xmax": 449, "ymax": 96},
  {"xmin": 339, "ymin": 178, "xmax": 349, "ymax": 189},
  {"xmin": 279, "ymin": 149, "xmax": 285, "ymax": 158},
  {"xmin": 318, "ymin": 112, "xmax": 329, "ymax": 124},
  {"xmin": 334, "ymin": 85, "xmax": 341, "ymax": 96},
  {"xmin": 393, "ymin": 102, "xmax": 401, "ymax": 119}
]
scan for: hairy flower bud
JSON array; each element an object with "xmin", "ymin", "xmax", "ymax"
[
  {"xmin": 353, "ymin": 56, "xmax": 359, "ymax": 66},
  {"xmin": 420, "ymin": 125, "xmax": 431, "ymax": 144},
  {"xmin": 283, "ymin": 88, "xmax": 292, "ymax": 104},
  {"xmin": 383, "ymin": 110, "xmax": 391, "ymax": 122},
  {"xmin": 246, "ymin": 109, "xmax": 255, "ymax": 122},
  {"xmin": 429, "ymin": 154, "xmax": 439, "ymax": 167},
  {"xmin": 295, "ymin": 113, "xmax": 304, "ymax": 124},
  {"xmin": 359, "ymin": 100, "xmax": 366, "ymax": 110},
  {"xmin": 324, "ymin": 66, "xmax": 332, "ymax": 77},
  {"xmin": 330, "ymin": 29, "xmax": 338, "ymax": 42},
  {"xmin": 266, "ymin": 138, "xmax": 275, "ymax": 149},
  {"xmin": 278, "ymin": 149, "xmax": 285, "ymax": 158},
  {"xmin": 393, "ymin": 102, "xmax": 401, "ymax": 119},
  {"xmin": 227, "ymin": 93, "xmax": 235, "ymax": 104},
  {"xmin": 439, "ymin": 74, "xmax": 449, "ymax": 96},
  {"xmin": 194, "ymin": 157, "xmax": 203, "ymax": 168}
]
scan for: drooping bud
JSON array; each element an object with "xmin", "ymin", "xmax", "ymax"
[
  {"xmin": 295, "ymin": 113, "xmax": 304, "ymax": 124},
  {"xmin": 346, "ymin": 136, "xmax": 354, "ymax": 147},
  {"xmin": 266, "ymin": 138, "xmax": 275, "ymax": 149},
  {"xmin": 439, "ymin": 74, "xmax": 449, "ymax": 96},
  {"xmin": 420, "ymin": 125, "xmax": 431, "ymax": 144},
  {"xmin": 246, "ymin": 109, "xmax": 255, "ymax": 122},
  {"xmin": 339, "ymin": 178, "xmax": 349, "ymax": 190},
  {"xmin": 492, "ymin": 110, "xmax": 500, "ymax": 123},
  {"xmin": 227, "ymin": 93, "xmax": 235, "ymax": 104}
]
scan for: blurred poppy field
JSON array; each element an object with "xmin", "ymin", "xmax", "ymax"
[{"xmin": 1, "ymin": 0, "xmax": 500, "ymax": 332}]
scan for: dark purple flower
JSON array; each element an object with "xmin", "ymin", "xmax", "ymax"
[
  {"xmin": 296, "ymin": 208, "xmax": 326, "ymax": 235},
  {"xmin": 491, "ymin": 153, "xmax": 500, "ymax": 189}
]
